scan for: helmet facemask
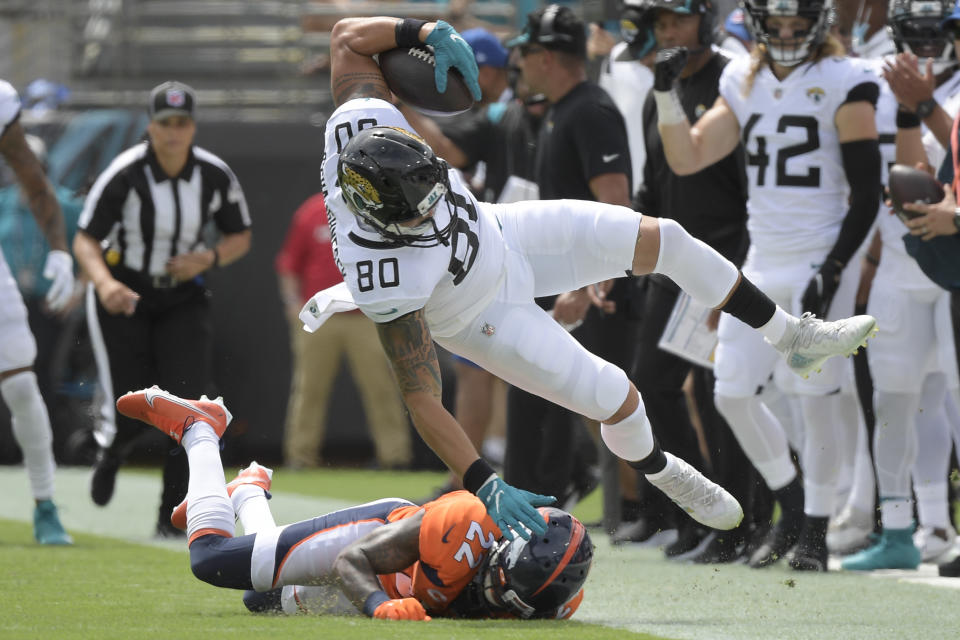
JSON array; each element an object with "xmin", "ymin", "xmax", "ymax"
[
  {"xmin": 889, "ymin": 0, "xmax": 955, "ymax": 76},
  {"xmin": 744, "ymin": 0, "xmax": 833, "ymax": 66}
]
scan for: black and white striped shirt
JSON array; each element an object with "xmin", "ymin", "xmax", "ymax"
[{"xmin": 79, "ymin": 141, "xmax": 251, "ymax": 277}]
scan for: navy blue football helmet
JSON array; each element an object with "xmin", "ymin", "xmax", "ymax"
[{"xmin": 480, "ymin": 507, "xmax": 594, "ymax": 619}]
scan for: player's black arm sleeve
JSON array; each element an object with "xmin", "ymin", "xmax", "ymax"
[
  {"xmin": 333, "ymin": 511, "xmax": 424, "ymax": 612},
  {"xmin": 828, "ymin": 138, "xmax": 882, "ymax": 266}
]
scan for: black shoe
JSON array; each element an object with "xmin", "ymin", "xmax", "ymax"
[
  {"xmin": 691, "ymin": 532, "xmax": 744, "ymax": 564},
  {"xmin": 665, "ymin": 523, "xmax": 707, "ymax": 558},
  {"xmin": 787, "ymin": 523, "xmax": 828, "ymax": 572},
  {"xmin": 610, "ymin": 519, "xmax": 660, "ymax": 545},
  {"xmin": 155, "ymin": 519, "xmax": 187, "ymax": 539},
  {"xmin": 90, "ymin": 449, "xmax": 121, "ymax": 507},
  {"xmin": 560, "ymin": 466, "xmax": 601, "ymax": 511},
  {"xmin": 748, "ymin": 519, "xmax": 802, "ymax": 569},
  {"xmin": 938, "ymin": 554, "xmax": 960, "ymax": 577}
]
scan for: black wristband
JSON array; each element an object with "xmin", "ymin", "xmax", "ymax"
[
  {"xmin": 211, "ymin": 247, "xmax": 220, "ymax": 269},
  {"xmin": 395, "ymin": 18, "xmax": 427, "ymax": 49},
  {"xmin": 463, "ymin": 458, "xmax": 496, "ymax": 494},
  {"xmin": 896, "ymin": 109, "xmax": 921, "ymax": 129},
  {"xmin": 362, "ymin": 590, "xmax": 391, "ymax": 617}
]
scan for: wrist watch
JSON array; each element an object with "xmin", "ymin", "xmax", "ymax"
[
  {"xmin": 916, "ymin": 98, "xmax": 938, "ymax": 119},
  {"xmin": 953, "ymin": 207, "xmax": 960, "ymax": 231}
]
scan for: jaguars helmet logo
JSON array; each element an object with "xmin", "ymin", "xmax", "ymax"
[{"xmin": 340, "ymin": 165, "xmax": 383, "ymax": 215}]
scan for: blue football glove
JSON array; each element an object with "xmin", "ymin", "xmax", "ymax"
[
  {"xmin": 424, "ymin": 20, "xmax": 482, "ymax": 102},
  {"xmin": 476, "ymin": 474, "xmax": 555, "ymax": 540}
]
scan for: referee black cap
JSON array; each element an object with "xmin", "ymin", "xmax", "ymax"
[{"xmin": 149, "ymin": 81, "xmax": 196, "ymax": 121}]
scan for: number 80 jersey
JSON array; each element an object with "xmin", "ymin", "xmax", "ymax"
[
  {"xmin": 719, "ymin": 56, "xmax": 879, "ymax": 255},
  {"xmin": 322, "ymin": 98, "xmax": 506, "ymax": 337}
]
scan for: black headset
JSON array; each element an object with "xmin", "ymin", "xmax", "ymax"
[{"xmin": 535, "ymin": 4, "xmax": 577, "ymax": 44}]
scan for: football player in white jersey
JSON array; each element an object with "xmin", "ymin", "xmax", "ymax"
[
  {"xmin": 654, "ymin": 0, "xmax": 883, "ymax": 570},
  {"xmin": 0, "ymin": 80, "xmax": 74, "ymax": 544},
  {"xmin": 318, "ymin": 15, "xmax": 877, "ymax": 541},
  {"xmin": 841, "ymin": 0, "xmax": 960, "ymax": 570}
]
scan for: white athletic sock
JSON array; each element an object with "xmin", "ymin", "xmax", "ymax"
[
  {"xmin": 600, "ymin": 400, "xmax": 655, "ymax": 462},
  {"xmin": 182, "ymin": 423, "xmax": 234, "ymax": 539},
  {"xmin": 761, "ymin": 307, "xmax": 794, "ymax": 347},
  {"xmin": 652, "ymin": 218, "xmax": 739, "ymax": 308},
  {"xmin": 799, "ymin": 395, "xmax": 842, "ymax": 517},
  {"xmin": 715, "ymin": 394, "xmax": 796, "ymax": 490},
  {"xmin": 847, "ymin": 409, "xmax": 876, "ymax": 516},
  {"xmin": 915, "ymin": 483, "xmax": 951, "ymax": 530},
  {"xmin": 232, "ymin": 484, "xmax": 276, "ymax": 535},
  {"xmin": 880, "ymin": 497, "xmax": 914, "ymax": 530},
  {"xmin": 873, "ymin": 391, "xmax": 919, "ymax": 499},
  {"xmin": 1, "ymin": 372, "xmax": 55, "ymax": 500}
]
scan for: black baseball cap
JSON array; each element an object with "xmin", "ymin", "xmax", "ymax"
[
  {"xmin": 149, "ymin": 81, "xmax": 196, "ymax": 121},
  {"xmin": 507, "ymin": 4, "xmax": 587, "ymax": 56}
]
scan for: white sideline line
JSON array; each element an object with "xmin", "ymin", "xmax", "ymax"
[{"xmin": 0, "ymin": 465, "xmax": 353, "ymax": 550}]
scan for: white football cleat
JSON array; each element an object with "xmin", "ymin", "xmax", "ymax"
[
  {"xmin": 914, "ymin": 524, "xmax": 957, "ymax": 563},
  {"xmin": 646, "ymin": 453, "xmax": 743, "ymax": 530},
  {"xmin": 826, "ymin": 505, "xmax": 874, "ymax": 554},
  {"xmin": 777, "ymin": 313, "xmax": 878, "ymax": 379}
]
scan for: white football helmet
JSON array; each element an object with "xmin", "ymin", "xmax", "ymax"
[{"xmin": 742, "ymin": 0, "xmax": 834, "ymax": 66}]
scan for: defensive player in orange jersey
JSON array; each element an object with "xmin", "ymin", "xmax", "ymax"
[{"xmin": 116, "ymin": 386, "xmax": 593, "ymax": 620}]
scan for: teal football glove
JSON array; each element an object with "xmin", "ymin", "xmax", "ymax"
[
  {"xmin": 424, "ymin": 20, "xmax": 482, "ymax": 102},
  {"xmin": 476, "ymin": 474, "xmax": 555, "ymax": 540}
]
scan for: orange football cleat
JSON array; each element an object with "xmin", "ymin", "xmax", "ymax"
[
  {"xmin": 116, "ymin": 386, "xmax": 232, "ymax": 444},
  {"xmin": 170, "ymin": 461, "xmax": 273, "ymax": 531}
]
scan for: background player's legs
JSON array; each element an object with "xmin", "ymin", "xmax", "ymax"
[{"xmin": 0, "ymin": 275, "xmax": 71, "ymax": 545}]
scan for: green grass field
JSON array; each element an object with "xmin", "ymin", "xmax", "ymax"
[{"xmin": 2, "ymin": 465, "xmax": 958, "ymax": 640}]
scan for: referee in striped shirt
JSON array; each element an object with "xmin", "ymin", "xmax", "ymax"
[{"xmin": 73, "ymin": 81, "xmax": 252, "ymax": 537}]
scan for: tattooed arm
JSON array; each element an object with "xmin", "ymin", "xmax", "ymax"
[
  {"xmin": 376, "ymin": 308, "xmax": 482, "ymax": 477},
  {"xmin": 333, "ymin": 511, "xmax": 424, "ymax": 610},
  {"xmin": 329, "ymin": 17, "xmax": 433, "ymax": 106},
  {"xmin": 0, "ymin": 120, "xmax": 68, "ymax": 252}
]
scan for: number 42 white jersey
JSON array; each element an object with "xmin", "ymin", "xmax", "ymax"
[
  {"xmin": 321, "ymin": 98, "xmax": 506, "ymax": 338},
  {"xmin": 720, "ymin": 56, "xmax": 880, "ymax": 256}
]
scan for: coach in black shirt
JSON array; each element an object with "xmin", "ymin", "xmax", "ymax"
[
  {"xmin": 504, "ymin": 4, "xmax": 636, "ymax": 504},
  {"xmin": 630, "ymin": 0, "xmax": 755, "ymax": 561},
  {"xmin": 74, "ymin": 81, "xmax": 251, "ymax": 537}
]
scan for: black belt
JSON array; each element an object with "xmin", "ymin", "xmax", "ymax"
[{"xmin": 149, "ymin": 274, "xmax": 181, "ymax": 289}]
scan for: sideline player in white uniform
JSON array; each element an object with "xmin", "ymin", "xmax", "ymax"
[
  {"xmin": 313, "ymin": 15, "xmax": 877, "ymax": 541},
  {"xmin": 0, "ymin": 79, "xmax": 74, "ymax": 544},
  {"xmin": 842, "ymin": 0, "xmax": 960, "ymax": 570},
  {"xmin": 654, "ymin": 0, "xmax": 883, "ymax": 571}
]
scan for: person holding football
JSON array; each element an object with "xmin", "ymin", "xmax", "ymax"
[
  {"xmin": 655, "ymin": 0, "xmax": 882, "ymax": 571},
  {"xmin": 310, "ymin": 14, "xmax": 877, "ymax": 542},
  {"xmin": 115, "ymin": 387, "xmax": 593, "ymax": 621}
]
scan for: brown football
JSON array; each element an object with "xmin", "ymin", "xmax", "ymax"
[
  {"xmin": 378, "ymin": 45, "xmax": 475, "ymax": 116},
  {"xmin": 888, "ymin": 164, "xmax": 944, "ymax": 221}
]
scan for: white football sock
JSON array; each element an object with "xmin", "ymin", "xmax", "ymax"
[
  {"xmin": 880, "ymin": 497, "xmax": 914, "ymax": 530},
  {"xmin": 912, "ymin": 373, "xmax": 951, "ymax": 530},
  {"xmin": 232, "ymin": 484, "xmax": 276, "ymax": 535},
  {"xmin": 653, "ymin": 218, "xmax": 739, "ymax": 308},
  {"xmin": 1, "ymin": 372, "xmax": 55, "ymax": 500},
  {"xmin": 182, "ymin": 423, "xmax": 234, "ymax": 539},
  {"xmin": 715, "ymin": 393, "xmax": 796, "ymax": 490},
  {"xmin": 873, "ymin": 391, "xmax": 919, "ymax": 500},
  {"xmin": 799, "ymin": 395, "xmax": 843, "ymax": 517},
  {"xmin": 600, "ymin": 400, "xmax": 655, "ymax": 462}
]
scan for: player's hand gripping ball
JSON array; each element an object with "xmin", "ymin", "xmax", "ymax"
[
  {"xmin": 378, "ymin": 21, "xmax": 480, "ymax": 115},
  {"xmin": 888, "ymin": 164, "xmax": 944, "ymax": 222}
]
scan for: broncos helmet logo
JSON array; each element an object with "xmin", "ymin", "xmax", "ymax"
[{"xmin": 340, "ymin": 165, "xmax": 384, "ymax": 215}]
